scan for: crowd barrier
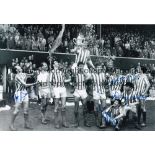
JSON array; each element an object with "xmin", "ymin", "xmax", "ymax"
[{"xmin": 0, "ymin": 49, "xmax": 155, "ymax": 69}]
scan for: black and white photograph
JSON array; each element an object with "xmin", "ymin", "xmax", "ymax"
[
  {"xmin": 1, "ymin": 1, "xmax": 155, "ymax": 155},
  {"xmin": 0, "ymin": 24, "xmax": 155, "ymax": 131}
]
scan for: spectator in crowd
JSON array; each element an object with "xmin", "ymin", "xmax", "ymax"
[
  {"xmin": 1, "ymin": 24, "xmax": 155, "ymax": 59},
  {"xmin": 39, "ymin": 36, "xmax": 46, "ymax": 51},
  {"xmin": 26, "ymin": 35, "xmax": 32, "ymax": 50},
  {"xmin": 7, "ymin": 32, "xmax": 15, "ymax": 49},
  {"xmin": 32, "ymin": 37, "xmax": 39, "ymax": 51}
]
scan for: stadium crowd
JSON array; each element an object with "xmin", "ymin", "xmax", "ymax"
[
  {"xmin": 1, "ymin": 24, "xmax": 155, "ymax": 58},
  {"xmin": 0, "ymin": 24, "xmax": 79, "ymax": 52}
]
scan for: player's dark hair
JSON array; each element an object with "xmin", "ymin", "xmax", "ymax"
[
  {"xmin": 52, "ymin": 59, "xmax": 59, "ymax": 66},
  {"xmin": 141, "ymin": 66, "xmax": 147, "ymax": 73},
  {"xmin": 41, "ymin": 62, "xmax": 47, "ymax": 67},
  {"xmin": 94, "ymin": 62, "xmax": 101, "ymax": 67},
  {"xmin": 77, "ymin": 62, "xmax": 84, "ymax": 66},
  {"xmin": 125, "ymin": 82, "xmax": 134, "ymax": 89},
  {"xmin": 116, "ymin": 99, "xmax": 122, "ymax": 105},
  {"xmin": 12, "ymin": 67, "xmax": 17, "ymax": 74},
  {"xmin": 111, "ymin": 99, "xmax": 121, "ymax": 105}
]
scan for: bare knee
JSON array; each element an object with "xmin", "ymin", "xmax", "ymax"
[
  {"xmin": 54, "ymin": 99, "xmax": 59, "ymax": 113},
  {"xmin": 13, "ymin": 106, "xmax": 20, "ymax": 115},
  {"xmin": 94, "ymin": 101, "xmax": 99, "ymax": 112}
]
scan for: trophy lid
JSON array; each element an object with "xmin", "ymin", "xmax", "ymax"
[{"xmin": 77, "ymin": 33, "xmax": 85, "ymax": 40}]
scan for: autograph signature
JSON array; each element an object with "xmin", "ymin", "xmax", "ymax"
[
  {"xmin": 14, "ymin": 91, "xmax": 29, "ymax": 103},
  {"xmin": 111, "ymin": 93, "xmax": 147, "ymax": 101}
]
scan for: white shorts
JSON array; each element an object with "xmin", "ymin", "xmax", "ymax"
[
  {"xmin": 73, "ymin": 89, "xmax": 88, "ymax": 100},
  {"xmin": 53, "ymin": 87, "xmax": 67, "ymax": 98},
  {"xmin": 38, "ymin": 87, "xmax": 51, "ymax": 98},
  {"xmin": 14, "ymin": 90, "xmax": 29, "ymax": 104},
  {"xmin": 93, "ymin": 91, "xmax": 106, "ymax": 100}
]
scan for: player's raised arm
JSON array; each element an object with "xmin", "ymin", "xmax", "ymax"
[
  {"xmin": 16, "ymin": 76, "xmax": 36, "ymax": 87},
  {"xmin": 49, "ymin": 24, "xmax": 65, "ymax": 54},
  {"xmin": 70, "ymin": 46, "xmax": 80, "ymax": 53},
  {"xmin": 86, "ymin": 50, "xmax": 95, "ymax": 69}
]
